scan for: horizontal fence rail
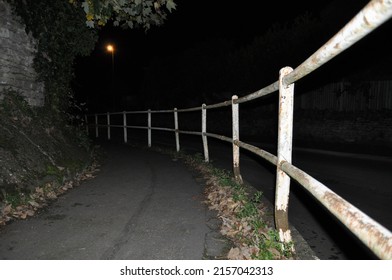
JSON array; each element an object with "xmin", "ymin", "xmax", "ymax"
[{"xmin": 86, "ymin": 0, "xmax": 392, "ymax": 259}]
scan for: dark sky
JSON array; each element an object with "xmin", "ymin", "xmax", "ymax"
[
  {"xmin": 74, "ymin": 0, "xmax": 390, "ymax": 111},
  {"xmin": 78, "ymin": 0, "xmax": 337, "ymax": 65}
]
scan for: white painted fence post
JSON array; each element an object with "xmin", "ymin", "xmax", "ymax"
[
  {"xmin": 174, "ymin": 108, "xmax": 180, "ymax": 152},
  {"xmin": 107, "ymin": 112, "xmax": 111, "ymax": 140},
  {"xmin": 202, "ymin": 104, "xmax": 209, "ymax": 162},
  {"xmin": 232, "ymin": 95, "xmax": 243, "ymax": 183},
  {"xmin": 123, "ymin": 111, "xmax": 128, "ymax": 143},
  {"xmin": 148, "ymin": 109, "xmax": 152, "ymax": 148},
  {"xmin": 95, "ymin": 114, "xmax": 98, "ymax": 138},
  {"xmin": 275, "ymin": 66, "xmax": 295, "ymax": 248}
]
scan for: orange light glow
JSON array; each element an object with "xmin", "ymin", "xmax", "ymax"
[{"xmin": 106, "ymin": 44, "xmax": 114, "ymax": 52}]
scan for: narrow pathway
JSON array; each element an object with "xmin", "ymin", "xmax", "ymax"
[{"xmin": 0, "ymin": 144, "xmax": 227, "ymax": 260}]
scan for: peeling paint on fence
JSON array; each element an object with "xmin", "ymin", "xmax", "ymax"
[
  {"xmin": 275, "ymin": 67, "xmax": 295, "ymax": 246},
  {"xmin": 232, "ymin": 95, "xmax": 243, "ymax": 183},
  {"xmin": 201, "ymin": 104, "xmax": 209, "ymax": 162},
  {"xmin": 281, "ymin": 161, "xmax": 392, "ymax": 259}
]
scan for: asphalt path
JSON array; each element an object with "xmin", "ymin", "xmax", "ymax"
[
  {"xmin": 0, "ymin": 144, "xmax": 216, "ymax": 260},
  {"xmin": 17, "ymin": 124, "xmax": 389, "ymax": 260},
  {"xmin": 128, "ymin": 130, "xmax": 392, "ymax": 260}
]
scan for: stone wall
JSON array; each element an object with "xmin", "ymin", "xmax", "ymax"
[{"xmin": 0, "ymin": 0, "xmax": 44, "ymax": 107}]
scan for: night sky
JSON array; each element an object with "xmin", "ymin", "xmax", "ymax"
[{"xmin": 73, "ymin": 0, "xmax": 390, "ymax": 112}]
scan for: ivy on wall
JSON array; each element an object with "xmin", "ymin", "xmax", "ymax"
[{"xmin": 6, "ymin": 0, "xmax": 98, "ymax": 116}]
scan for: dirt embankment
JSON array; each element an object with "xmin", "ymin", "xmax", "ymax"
[{"xmin": 0, "ymin": 91, "xmax": 97, "ymax": 224}]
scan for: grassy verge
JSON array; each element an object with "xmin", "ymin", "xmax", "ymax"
[{"xmin": 150, "ymin": 146, "xmax": 294, "ymax": 260}]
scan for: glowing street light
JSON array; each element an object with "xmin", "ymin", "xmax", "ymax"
[
  {"xmin": 106, "ymin": 44, "xmax": 115, "ymax": 110},
  {"xmin": 106, "ymin": 44, "xmax": 114, "ymax": 53},
  {"xmin": 106, "ymin": 44, "xmax": 115, "ymax": 74}
]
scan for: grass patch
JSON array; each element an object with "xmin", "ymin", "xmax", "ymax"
[{"xmin": 149, "ymin": 147, "xmax": 294, "ymax": 260}]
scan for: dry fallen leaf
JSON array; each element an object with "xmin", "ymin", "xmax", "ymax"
[
  {"xmin": 227, "ymin": 247, "xmax": 242, "ymax": 260},
  {"xmin": 28, "ymin": 201, "xmax": 40, "ymax": 208},
  {"xmin": 2, "ymin": 204, "xmax": 12, "ymax": 215},
  {"xmin": 35, "ymin": 187, "xmax": 44, "ymax": 195},
  {"xmin": 27, "ymin": 209, "xmax": 35, "ymax": 216},
  {"xmin": 46, "ymin": 191, "xmax": 57, "ymax": 200}
]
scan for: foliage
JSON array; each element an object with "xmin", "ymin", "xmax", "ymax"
[
  {"xmin": 70, "ymin": 0, "xmax": 176, "ymax": 30},
  {"xmin": 0, "ymin": 89, "xmax": 33, "ymax": 118},
  {"xmin": 1, "ymin": 189, "xmax": 30, "ymax": 209},
  {"xmin": 6, "ymin": 0, "xmax": 98, "ymax": 114}
]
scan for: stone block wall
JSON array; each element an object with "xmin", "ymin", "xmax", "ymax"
[{"xmin": 0, "ymin": 0, "xmax": 44, "ymax": 107}]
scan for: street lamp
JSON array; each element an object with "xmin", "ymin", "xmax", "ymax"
[
  {"xmin": 106, "ymin": 44, "xmax": 115, "ymax": 79},
  {"xmin": 106, "ymin": 44, "xmax": 114, "ymax": 52},
  {"xmin": 106, "ymin": 44, "xmax": 115, "ymax": 110}
]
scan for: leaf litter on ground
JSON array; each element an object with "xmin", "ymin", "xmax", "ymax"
[
  {"xmin": 183, "ymin": 153, "xmax": 294, "ymax": 260},
  {"xmin": 0, "ymin": 158, "xmax": 100, "ymax": 227}
]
